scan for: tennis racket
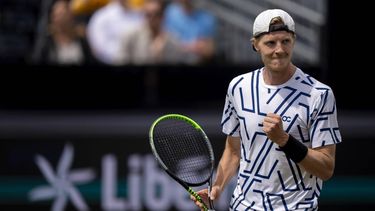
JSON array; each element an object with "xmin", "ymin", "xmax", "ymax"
[{"xmin": 149, "ymin": 114, "xmax": 215, "ymax": 211}]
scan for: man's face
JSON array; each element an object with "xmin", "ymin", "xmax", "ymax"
[
  {"xmin": 51, "ymin": 1, "xmax": 72, "ymax": 26},
  {"xmin": 254, "ymin": 31, "xmax": 295, "ymax": 72}
]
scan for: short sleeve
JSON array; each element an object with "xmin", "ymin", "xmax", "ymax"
[
  {"xmin": 310, "ymin": 88, "xmax": 342, "ymax": 148},
  {"xmin": 221, "ymin": 84, "xmax": 240, "ymax": 137}
]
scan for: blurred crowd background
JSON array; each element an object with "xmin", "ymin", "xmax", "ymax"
[
  {"xmin": 0, "ymin": 0, "xmax": 374, "ymax": 210},
  {"xmin": 1, "ymin": 0, "xmax": 328, "ymax": 67}
]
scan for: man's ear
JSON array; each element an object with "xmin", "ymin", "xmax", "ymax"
[{"xmin": 251, "ymin": 38, "xmax": 258, "ymax": 52}]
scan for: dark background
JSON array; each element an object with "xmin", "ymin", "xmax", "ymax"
[{"xmin": 1, "ymin": 1, "xmax": 374, "ymax": 211}]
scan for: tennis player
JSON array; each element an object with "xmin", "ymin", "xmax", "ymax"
[{"xmin": 192, "ymin": 9, "xmax": 342, "ymax": 210}]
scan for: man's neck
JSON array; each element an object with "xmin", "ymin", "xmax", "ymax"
[{"xmin": 263, "ymin": 64, "xmax": 296, "ymax": 85}]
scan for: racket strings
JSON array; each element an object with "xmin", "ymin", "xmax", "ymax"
[{"xmin": 153, "ymin": 119, "xmax": 212, "ymax": 185}]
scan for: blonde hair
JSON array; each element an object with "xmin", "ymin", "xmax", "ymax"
[{"xmin": 270, "ymin": 16, "xmax": 284, "ymax": 25}]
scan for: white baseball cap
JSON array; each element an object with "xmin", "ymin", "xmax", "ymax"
[{"xmin": 253, "ymin": 9, "xmax": 295, "ymax": 37}]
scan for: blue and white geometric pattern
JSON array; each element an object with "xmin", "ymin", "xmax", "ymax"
[{"xmin": 221, "ymin": 68, "xmax": 341, "ymax": 211}]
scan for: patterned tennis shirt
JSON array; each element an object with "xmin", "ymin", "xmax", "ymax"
[{"xmin": 221, "ymin": 67, "xmax": 342, "ymax": 210}]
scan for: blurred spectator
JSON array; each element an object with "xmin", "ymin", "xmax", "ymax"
[
  {"xmin": 164, "ymin": 0, "xmax": 216, "ymax": 64},
  {"xmin": 38, "ymin": 0, "xmax": 94, "ymax": 65},
  {"xmin": 119, "ymin": 0, "xmax": 187, "ymax": 64},
  {"xmin": 70, "ymin": 0, "xmax": 110, "ymax": 16},
  {"xmin": 86, "ymin": 0, "xmax": 144, "ymax": 65}
]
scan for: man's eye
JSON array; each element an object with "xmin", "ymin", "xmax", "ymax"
[
  {"xmin": 282, "ymin": 39, "xmax": 291, "ymax": 45},
  {"xmin": 265, "ymin": 41, "xmax": 275, "ymax": 47}
]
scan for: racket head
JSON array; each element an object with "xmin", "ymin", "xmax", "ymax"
[{"xmin": 149, "ymin": 114, "xmax": 215, "ymax": 186}]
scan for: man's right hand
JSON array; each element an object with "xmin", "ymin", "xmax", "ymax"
[{"xmin": 190, "ymin": 185, "xmax": 221, "ymax": 211}]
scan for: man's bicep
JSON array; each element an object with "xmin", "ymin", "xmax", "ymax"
[{"xmin": 227, "ymin": 136, "xmax": 241, "ymax": 156}]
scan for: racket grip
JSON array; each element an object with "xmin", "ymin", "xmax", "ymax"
[{"xmin": 188, "ymin": 187, "xmax": 209, "ymax": 211}]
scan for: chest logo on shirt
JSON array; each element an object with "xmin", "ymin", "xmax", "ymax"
[{"xmin": 282, "ymin": 116, "xmax": 292, "ymax": 122}]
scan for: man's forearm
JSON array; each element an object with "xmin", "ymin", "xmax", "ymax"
[
  {"xmin": 214, "ymin": 136, "xmax": 241, "ymax": 190},
  {"xmin": 299, "ymin": 145, "xmax": 336, "ymax": 181}
]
